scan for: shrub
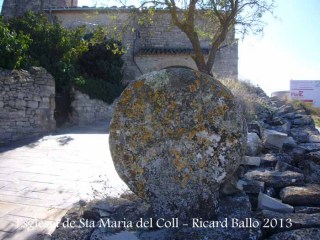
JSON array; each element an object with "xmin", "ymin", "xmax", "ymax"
[
  {"xmin": 0, "ymin": 17, "xmax": 31, "ymax": 69},
  {"xmin": 220, "ymin": 78, "xmax": 271, "ymax": 122},
  {"xmin": 75, "ymin": 76, "xmax": 124, "ymax": 104},
  {"xmin": 8, "ymin": 12, "xmax": 87, "ymax": 92},
  {"xmin": 77, "ymin": 40, "xmax": 124, "ymax": 84},
  {"xmin": 75, "ymin": 35, "xmax": 125, "ymax": 103}
]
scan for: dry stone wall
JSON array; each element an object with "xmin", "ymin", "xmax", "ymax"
[
  {"xmin": 0, "ymin": 67, "xmax": 55, "ymax": 145},
  {"xmin": 71, "ymin": 90, "xmax": 113, "ymax": 125}
]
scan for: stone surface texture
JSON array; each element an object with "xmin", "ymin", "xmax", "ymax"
[
  {"xmin": 268, "ymin": 228, "xmax": 320, "ymax": 240},
  {"xmin": 246, "ymin": 132, "xmax": 262, "ymax": 156},
  {"xmin": 263, "ymin": 129, "xmax": 289, "ymax": 150},
  {"xmin": 0, "ymin": 67, "xmax": 55, "ymax": 145},
  {"xmin": 244, "ymin": 170, "xmax": 304, "ymax": 188},
  {"xmin": 71, "ymin": 90, "xmax": 113, "ymax": 125},
  {"xmin": 280, "ymin": 184, "xmax": 320, "ymax": 206},
  {"xmin": 109, "ymin": 68, "xmax": 246, "ymax": 221}
]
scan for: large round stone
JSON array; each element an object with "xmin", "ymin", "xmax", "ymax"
[{"xmin": 109, "ymin": 68, "xmax": 246, "ymax": 222}]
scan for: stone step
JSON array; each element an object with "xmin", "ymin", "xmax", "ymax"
[{"xmin": 280, "ymin": 184, "xmax": 320, "ymax": 206}]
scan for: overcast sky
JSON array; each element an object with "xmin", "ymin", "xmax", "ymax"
[{"xmin": 1, "ymin": 0, "xmax": 319, "ymax": 96}]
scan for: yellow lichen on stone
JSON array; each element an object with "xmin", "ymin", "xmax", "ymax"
[
  {"xmin": 210, "ymin": 85, "xmax": 216, "ymax": 91},
  {"xmin": 189, "ymin": 83, "xmax": 197, "ymax": 93},
  {"xmin": 131, "ymin": 98, "xmax": 146, "ymax": 118},
  {"xmin": 188, "ymin": 129, "xmax": 198, "ymax": 140},
  {"xmin": 119, "ymin": 88, "xmax": 132, "ymax": 105},
  {"xmin": 176, "ymin": 128, "xmax": 185, "ymax": 138},
  {"xmin": 197, "ymin": 159, "xmax": 207, "ymax": 169},
  {"xmin": 131, "ymin": 162, "xmax": 144, "ymax": 176},
  {"xmin": 181, "ymin": 173, "xmax": 190, "ymax": 187},
  {"xmin": 142, "ymin": 129, "xmax": 153, "ymax": 143},
  {"xmin": 171, "ymin": 149, "xmax": 188, "ymax": 172},
  {"xmin": 216, "ymin": 104, "xmax": 229, "ymax": 115},
  {"xmin": 133, "ymin": 80, "xmax": 144, "ymax": 90},
  {"xmin": 136, "ymin": 181, "xmax": 146, "ymax": 198}
]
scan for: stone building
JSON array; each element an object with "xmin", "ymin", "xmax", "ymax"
[{"xmin": 1, "ymin": 1, "xmax": 238, "ymax": 82}]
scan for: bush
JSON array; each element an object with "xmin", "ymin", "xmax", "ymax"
[
  {"xmin": 9, "ymin": 12, "xmax": 87, "ymax": 92},
  {"xmin": 77, "ymin": 39, "xmax": 124, "ymax": 84},
  {"xmin": 74, "ymin": 35, "xmax": 125, "ymax": 103},
  {"xmin": 220, "ymin": 78, "xmax": 271, "ymax": 122},
  {"xmin": 75, "ymin": 77, "xmax": 124, "ymax": 104},
  {"xmin": 0, "ymin": 17, "xmax": 31, "ymax": 69}
]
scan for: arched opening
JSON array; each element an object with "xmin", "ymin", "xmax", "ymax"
[{"xmin": 163, "ymin": 65, "xmax": 194, "ymax": 70}]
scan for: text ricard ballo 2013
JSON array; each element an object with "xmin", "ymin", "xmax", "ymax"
[{"xmin": 46, "ymin": 217, "xmax": 293, "ymax": 229}]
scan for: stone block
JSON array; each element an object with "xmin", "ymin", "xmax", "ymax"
[
  {"xmin": 244, "ymin": 170, "xmax": 304, "ymax": 188},
  {"xmin": 242, "ymin": 156, "xmax": 261, "ymax": 166},
  {"xmin": 263, "ymin": 129, "xmax": 290, "ymax": 150},
  {"xmin": 246, "ymin": 132, "xmax": 262, "ymax": 156},
  {"xmin": 280, "ymin": 184, "xmax": 320, "ymax": 206},
  {"xmin": 26, "ymin": 101, "xmax": 38, "ymax": 108}
]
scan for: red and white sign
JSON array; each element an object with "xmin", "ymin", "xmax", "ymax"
[{"xmin": 290, "ymin": 80, "xmax": 320, "ymax": 107}]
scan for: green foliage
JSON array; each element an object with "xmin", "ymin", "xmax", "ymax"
[
  {"xmin": 77, "ymin": 39, "xmax": 124, "ymax": 84},
  {"xmin": 3, "ymin": 12, "xmax": 124, "ymax": 105},
  {"xmin": 75, "ymin": 76, "xmax": 124, "ymax": 104},
  {"xmin": 0, "ymin": 17, "xmax": 31, "ymax": 69},
  {"xmin": 74, "ymin": 35, "xmax": 125, "ymax": 103},
  {"xmin": 8, "ymin": 12, "xmax": 87, "ymax": 92}
]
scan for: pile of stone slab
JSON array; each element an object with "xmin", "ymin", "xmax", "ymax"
[{"xmin": 241, "ymin": 99, "xmax": 320, "ymax": 239}]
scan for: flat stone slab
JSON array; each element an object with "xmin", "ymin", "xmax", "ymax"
[
  {"xmin": 258, "ymin": 192, "xmax": 294, "ymax": 213},
  {"xmin": 280, "ymin": 184, "xmax": 320, "ymax": 206},
  {"xmin": 244, "ymin": 170, "xmax": 304, "ymax": 188}
]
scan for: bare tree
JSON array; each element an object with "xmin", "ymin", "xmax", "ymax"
[{"xmin": 136, "ymin": 0, "xmax": 275, "ymax": 74}]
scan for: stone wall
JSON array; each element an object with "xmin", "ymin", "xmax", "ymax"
[
  {"xmin": 70, "ymin": 90, "xmax": 113, "ymax": 126},
  {"xmin": 0, "ymin": 67, "xmax": 55, "ymax": 145},
  {"xmin": 1, "ymin": 4, "xmax": 238, "ymax": 81},
  {"xmin": 45, "ymin": 9, "xmax": 238, "ymax": 81},
  {"xmin": 1, "ymin": 0, "xmax": 77, "ymax": 18}
]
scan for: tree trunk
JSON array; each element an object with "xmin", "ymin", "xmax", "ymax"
[{"xmin": 185, "ymin": 31, "xmax": 209, "ymax": 74}]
